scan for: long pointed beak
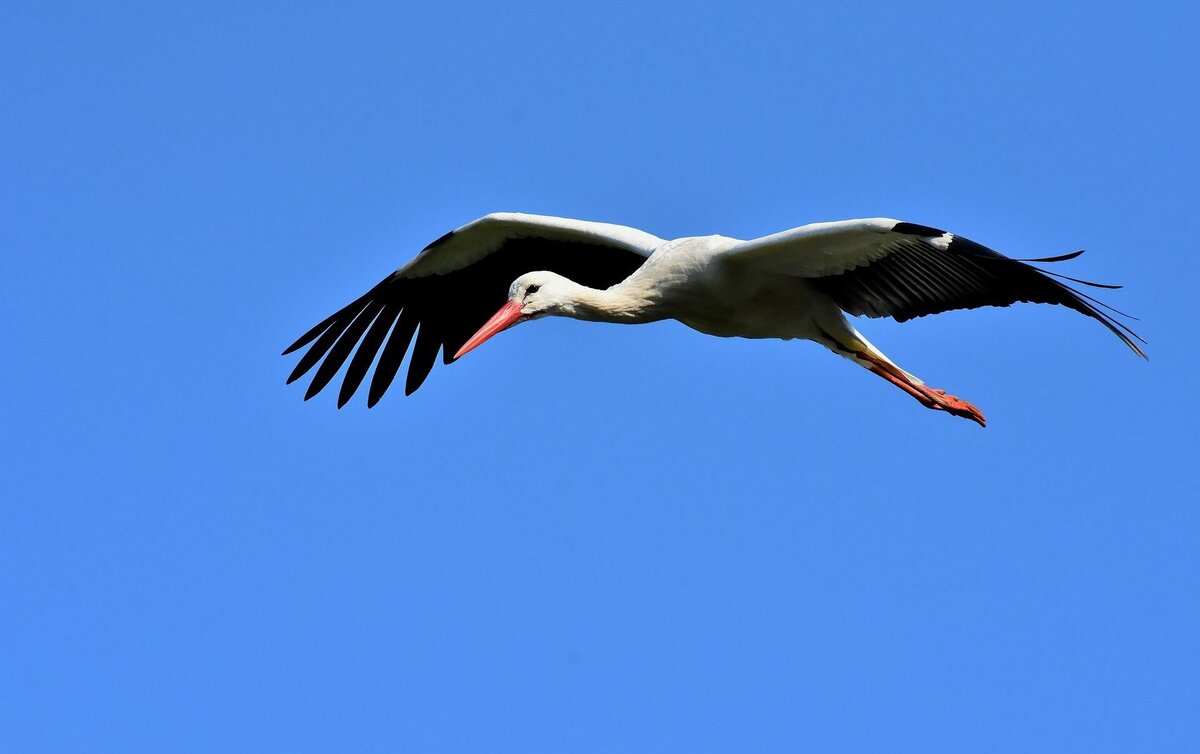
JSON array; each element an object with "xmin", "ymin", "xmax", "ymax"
[{"xmin": 454, "ymin": 300, "xmax": 525, "ymax": 359}]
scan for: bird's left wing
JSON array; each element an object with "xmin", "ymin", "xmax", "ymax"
[
  {"xmin": 722, "ymin": 218, "xmax": 1145, "ymax": 357},
  {"xmin": 283, "ymin": 213, "xmax": 664, "ymax": 407}
]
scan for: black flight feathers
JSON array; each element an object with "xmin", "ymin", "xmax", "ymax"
[
  {"xmin": 811, "ymin": 223, "xmax": 1147, "ymax": 358},
  {"xmin": 282, "ymin": 236, "xmax": 647, "ymax": 407}
]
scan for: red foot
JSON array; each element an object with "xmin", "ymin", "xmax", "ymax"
[
  {"xmin": 916, "ymin": 385, "xmax": 987, "ymax": 427},
  {"xmin": 861, "ymin": 357, "xmax": 987, "ymax": 427}
]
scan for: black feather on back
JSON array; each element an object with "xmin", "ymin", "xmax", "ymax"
[
  {"xmin": 283, "ymin": 236, "xmax": 647, "ymax": 406},
  {"xmin": 810, "ymin": 230, "xmax": 1147, "ymax": 358}
]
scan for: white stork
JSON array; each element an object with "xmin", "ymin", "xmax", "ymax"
[{"xmin": 283, "ymin": 213, "xmax": 1145, "ymax": 425}]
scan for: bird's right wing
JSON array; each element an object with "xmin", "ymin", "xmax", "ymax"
[
  {"xmin": 283, "ymin": 213, "xmax": 665, "ymax": 406},
  {"xmin": 721, "ymin": 218, "xmax": 1145, "ymax": 357}
]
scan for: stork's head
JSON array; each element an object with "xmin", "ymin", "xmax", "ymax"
[{"xmin": 453, "ymin": 271, "xmax": 576, "ymax": 359}]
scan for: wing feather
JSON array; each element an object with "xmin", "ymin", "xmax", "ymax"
[
  {"xmin": 724, "ymin": 218, "xmax": 1146, "ymax": 358},
  {"xmin": 340, "ymin": 303, "xmax": 401, "ymax": 408},
  {"xmin": 304, "ymin": 300, "xmax": 384, "ymax": 401},
  {"xmin": 368, "ymin": 308, "xmax": 419, "ymax": 408},
  {"xmin": 285, "ymin": 213, "xmax": 661, "ymax": 405}
]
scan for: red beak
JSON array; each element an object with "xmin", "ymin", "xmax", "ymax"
[{"xmin": 454, "ymin": 300, "xmax": 525, "ymax": 359}]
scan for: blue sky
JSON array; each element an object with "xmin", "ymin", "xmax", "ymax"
[{"xmin": 3, "ymin": 1, "xmax": 1197, "ymax": 751}]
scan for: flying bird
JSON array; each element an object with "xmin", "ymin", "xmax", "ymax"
[{"xmin": 283, "ymin": 213, "xmax": 1145, "ymax": 425}]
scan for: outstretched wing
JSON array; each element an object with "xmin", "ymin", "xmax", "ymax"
[
  {"xmin": 723, "ymin": 218, "xmax": 1146, "ymax": 357},
  {"xmin": 283, "ymin": 213, "xmax": 664, "ymax": 406}
]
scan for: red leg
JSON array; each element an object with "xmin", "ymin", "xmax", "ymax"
[{"xmin": 863, "ymin": 357, "xmax": 986, "ymax": 427}]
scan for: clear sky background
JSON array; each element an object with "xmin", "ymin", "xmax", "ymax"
[{"xmin": 3, "ymin": 1, "xmax": 1197, "ymax": 751}]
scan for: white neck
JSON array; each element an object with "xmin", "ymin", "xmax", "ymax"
[{"xmin": 557, "ymin": 279, "xmax": 661, "ymax": 324}]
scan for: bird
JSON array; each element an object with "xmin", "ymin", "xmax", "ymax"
[{"xmin": 282, "ymin": 212, "xmax": 1145, "ymax": 425}]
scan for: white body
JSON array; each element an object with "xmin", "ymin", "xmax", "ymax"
[{"xmin": 608, "ymin": 234, "xmax": 847, "ymax": 341}]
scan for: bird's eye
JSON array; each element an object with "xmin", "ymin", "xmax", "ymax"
[{"xmin": 526, "ymin": 284, "xmax": 540, "ymax": 295}]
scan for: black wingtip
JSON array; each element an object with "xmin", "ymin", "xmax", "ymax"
[
  {"xmin": 303, "ymin": 381, "xmax": 323, "ymax": 401},
  {"xmin": 282, "ymin": 334, "xmax": 314, "ymax": 356},
  {"xmin": 1051, "ymin": 279, "xmax": 1148, "ymax": 360},
  {"xmin": 1036, "ymin": 268, "xmax": 1124, "ymax": 290},
  {"xmin": 282, "ymin": 330, "xmax": 320, "ymax": 356},
  {"xmin": 1019, "ymin": 249, "xmax": 1086, "ymax": 263},
  {"xmin": 1013, "ymin": 250, "xmax": 1147, "ymax": 357},
  {"xmin": 286, "ymin": 355, "xmax": 321, "ymax": 385},
  {"xmin": 1124, "ymin": 337, "xmax": 1149, "ymax": 360},
  {"xmin": 1018, "ymin": 250, "xmax": 1124, "ymax": 290},
  {"xmin": 282, "ymin": 308, "xmax": 343, "ymax": 356}
]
